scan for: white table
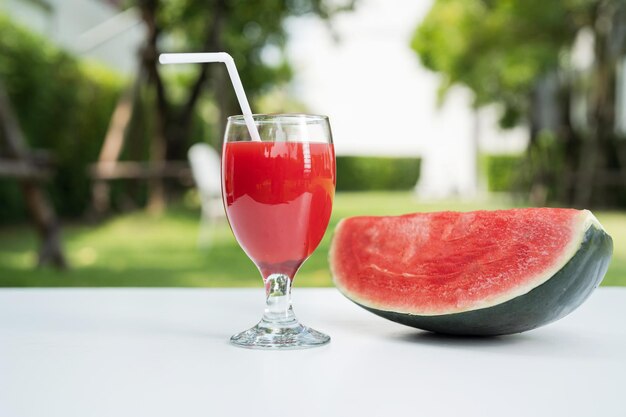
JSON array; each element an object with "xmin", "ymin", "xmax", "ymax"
[{"xmin": 0, "ymin": 288, "xmax": 624, "ymax": 417}]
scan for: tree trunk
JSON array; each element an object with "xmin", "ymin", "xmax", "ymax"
[
  {"xmin": 575, "ymin": 1, "xmax": 620, "ymax": 208},
  {"xmin": 138, "ymin": 0, "xmax": 226, "ymax": 213},
  {"xmin": 526, "ymin": 83, "xmax": 548, "ymax": 205},
  {"xmin": 91, "ymin": 86, "xmax": 136, "ymax": 217},
  {"xmin": 0, "ymin": 80, "xmax": 67, "ymax": 269},
  {"xmin": 147, "ymin": 114, "xmax": 167, "ymax": 214},
  {"xmin": 21, "ymin": 181, "xmax": 68, "ymax": 268},
  {"xmin": 168, "ymin": 0, "xmax": 227, "ymax": 158},
  {"xmin": 557, "ymin": 80, "xmax": 579, "ymax": 205},
  {"xmin": 139, "ymin": 0, "xmax": 169, "ymax": 214}
]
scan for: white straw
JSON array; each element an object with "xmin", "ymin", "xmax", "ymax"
[{"xmin": 159, "ymin": 52, "xmax": 262, "ymax": 142}]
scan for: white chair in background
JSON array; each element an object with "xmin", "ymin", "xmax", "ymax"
[{"xmin": 188, "ymin": 143, "xmax": 224, "ymax": 248}]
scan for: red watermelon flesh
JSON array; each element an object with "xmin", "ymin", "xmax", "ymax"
[{"xmin": 331, "ymin": 208, "xmax": 600, "ymax": 316}]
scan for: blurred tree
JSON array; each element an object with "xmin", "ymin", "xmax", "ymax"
[
  {"xmin": 412, "ymin": 0, "xmax": 626, "ymax": 207},
  {"xmin": 121, "ymin": 0, "xmax": 354, "ymax": 212},
  {"xmin": 23, "ymin": 0, "xmax": 53, "ymax": 13}
]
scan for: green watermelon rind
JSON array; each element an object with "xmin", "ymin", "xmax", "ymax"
[{"xmin": 345, "ymin": 224, "xmax": 613, "ymax": 336}]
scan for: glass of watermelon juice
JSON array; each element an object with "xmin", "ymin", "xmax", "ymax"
[{"xmin": 222, "ymin": 114, "xmax": 335, "ymax": 349}]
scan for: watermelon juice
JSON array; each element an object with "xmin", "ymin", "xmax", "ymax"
[{"xmin": 222, "ymin": 140, "xmax": 335, "ymax": 279}]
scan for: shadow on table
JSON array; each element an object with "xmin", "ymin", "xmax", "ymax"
[
  {"xmin": 392, "ymin": 329, "xmax": 622, "ymax": 360},
  {"xmin": 395, "ymin": 331, "xmax": 528, "ymax": 347}
]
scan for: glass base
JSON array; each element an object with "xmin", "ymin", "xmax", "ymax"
[
  {"xmin": 230, "ymin": 319, "xmax": 330, "ymax": 350},
  {"xmin": 231, "ymin": 273, "xmax": 329, "ymax": 349}
]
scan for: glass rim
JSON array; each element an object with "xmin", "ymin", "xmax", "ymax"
[{"xmin": 227, "ymin": 113, "xmax": 329, "ymax": 125}]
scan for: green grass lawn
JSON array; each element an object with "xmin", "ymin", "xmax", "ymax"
[{"xmin": 0, "ymin": 192, "xmax": 624, "ymax": 287}]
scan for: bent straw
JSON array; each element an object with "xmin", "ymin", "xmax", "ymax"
[{"xmin": 159, "ymin": 52, "xmax": 262, "ymax": 142}]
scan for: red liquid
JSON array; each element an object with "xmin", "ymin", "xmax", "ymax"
[{"xmin": 223, "ymin": 141, "xmax": 335, "ymax": 278}]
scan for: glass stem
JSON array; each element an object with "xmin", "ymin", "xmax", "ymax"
[{"xmin": 262, "ymin": 273, "xmax": 297, "ymax": 327}]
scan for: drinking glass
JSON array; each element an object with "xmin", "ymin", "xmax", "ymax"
[{"xmin": 222, "ymin": 114, "xmax": 336, "ymax": 349}]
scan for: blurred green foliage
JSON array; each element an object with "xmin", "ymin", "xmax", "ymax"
[
  {"xmin": 483, "ymin": 154, "xmax": 522, "ymax": 192},
  {"xmin": 0, "ymin": 14, "xmax": 124, "ymax": 222},
  {"xmin": 411, "ymin": 0, "xmax": 578, "ymax": 127},
  {"xmin": 411, "ymin": 0, "xmax": 626, "ymax": 208},
  {"xmin": 133, "ymin": 0, "xmax": 356, "ymax": 159},
  {"xmin": 0, "ymin": 1, "xmax": 358, "ymax": 222},
  {"xmin": 147, "ymin": 0, "xmax": 355, "ymax": 94},
  {"xmin": 336, "ymin": 156, "xmax": 421, "ymax": 191}
]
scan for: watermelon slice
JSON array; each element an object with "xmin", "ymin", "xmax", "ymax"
[{"xmin": 330, "ymin": 208, "xmax": 613, "ymax": 336}]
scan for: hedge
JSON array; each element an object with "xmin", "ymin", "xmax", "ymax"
[
  {"xmin": 336, "ymin": 156, "xmax": 421, "ymax": 191},
  {"xmin": 0, "ymin": 14, "xmax": 124, "ymax": 222},
  {"xmin": 483, "ymin": 154, "xmax": 524, "ymax": 192}
]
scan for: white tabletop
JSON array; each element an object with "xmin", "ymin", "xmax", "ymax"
[{"xmin": 0, "ymin": 287, "xmax": 624, "ymax": 417}]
